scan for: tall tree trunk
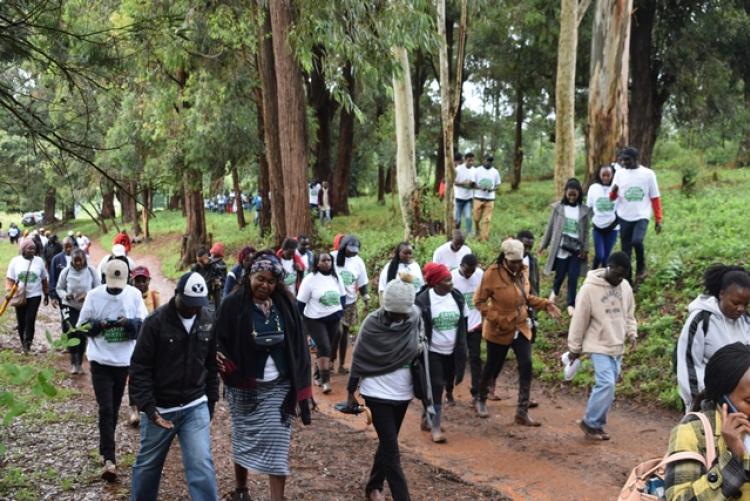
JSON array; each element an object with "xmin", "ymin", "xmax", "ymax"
[
  {"xmin": 168, "ymin": 191, "xmax": 181, "ymax": 211},
  {"xmin": 63, "ymin": 204, "xmax": 75, "ymax": 222},
  {"xmin": 309, "ymin": 46, "xmax": 335, "ymax": 183},
  {"xmin": 269, "ymin": 0, "xmax": 311, "ymax": 239},
  {"xmin": 254, "ymin": 89, "xmax": 272, "ymax": 236},
  {"xmin": 231, "ymin": 163, "xmax": 247, "ymax": 229},
  {"xmin": 586, "ymin": 0, "xmax": 633, "ymax": 182},
  {"xmin": 555, "ymin": 0, "xmax": 580, "ymax": 197},
  {"xmin": 412, "ymin": 50, "xmax": 429, "ymax": 138},
  {"xmin": 209, "ymin": 168, "xmax": 225, "ymax": 197},
  {"xmin": 180, "ymin": 167, "xmax": 208, "ymax": 269},
  {"xmin": 101, "ymin": 184, "xmax": 116, "ymax": 220},
  {"xmin": 511, "ymin": 86, "xmax": 524, "ymax": 190},
  {"xmin": 377, "ymin": 164, "xmax": 386, "ymax": 204},
  {"xmin": 434, "ymin": 136, "xmax": 445, "ymax": 194},
  {"xmin": 141, "ymin": 186, "xmax": 151, "ymax": 240},
  {"xmin": 42, "ymin": 187, "xmax": 56, "ymax": 224},
  {"xmin": 392, "ymin": 47, "xmax": 421, "ymax": 240},
  {"xmin": 331, "ymin": 64, "xmax": 355, "ymax": 216},
  {"xmin": 257, "ymin": 2, "xmax": 286, "ymax": 243},
  {"xmin": 129, "ymin": 181, "xmax": 142, "ymax": 236},
  {"xmin": 629, "ymin": 0, "xmax": 662, "ymax": 167},
  {"xmin": 384, "ymin": 166, "xmax": 394, "ymax": 194},
  {"xmin": 738, "ymin": 83, "xmax": 750, "ymax": 167}
]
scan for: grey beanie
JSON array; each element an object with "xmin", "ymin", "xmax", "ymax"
[{"xmin": 383, "ymin": 278, "xmax": 416, "ymax": 314}]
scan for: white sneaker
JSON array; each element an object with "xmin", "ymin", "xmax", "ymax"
[
  {"xmin": 101, "ymin": 460, "xmax": 117, "ymax": 482},
  {"xmin": 567, "ymin": 305, "xmax": 575, "ymax": 317}
]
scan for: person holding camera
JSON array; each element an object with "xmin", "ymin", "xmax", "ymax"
[
  {"xmin": 538, "ymin": 178, "xmax": 592, "ymax": 317},
  {"xmin": 77, "ymin": 258, "xmax": 148, "ymax": 482},
  {"xmin": 192, "ymin": 246, "xmax": 226, "ymax": 310}
]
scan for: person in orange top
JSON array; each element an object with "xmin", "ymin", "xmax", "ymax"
[
  {"xmin": 113, "ymin": 230, "xmax": 132, "ymax": 254},
  {"xmin": 472, "ymin": 238, "xmax": 561, "ymax": 426},
  {"xmin": 128, "ymin": 265, "xmax": 160, "ymax": 426}
]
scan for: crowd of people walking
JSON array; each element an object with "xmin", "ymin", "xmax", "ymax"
[{"xmin": 5, "ymin": 145, "xmax": 750, "ymax": 500}]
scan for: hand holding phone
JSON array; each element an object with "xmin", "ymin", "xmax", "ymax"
[{"xmin": 721, "ymin": 395, "xmax": 750, "ymax": 458}]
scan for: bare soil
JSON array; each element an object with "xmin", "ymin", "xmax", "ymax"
[{"xmin": 0, "ymin": 241, "xmax": 681, "ymax": 500}]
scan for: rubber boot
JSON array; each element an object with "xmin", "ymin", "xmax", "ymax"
[
  {"xmin": 431, "ymin": 405, "xmax": 446, "ymax": 443},
  {"xmin": 515, "ymin": 380, "xmax": 541, "ymax": 427}
]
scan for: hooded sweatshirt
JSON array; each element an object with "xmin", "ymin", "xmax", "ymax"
[
  {"xmin": 56, "ymin": 265, "xmax": 100, "ymax": 310},
  {"xmin": 567, "ymin": 269, "xmax": 637, "ymax": 356},
  {"xmin": 676, "ymin": 295, "xmax": 750, "ymax": 411}
]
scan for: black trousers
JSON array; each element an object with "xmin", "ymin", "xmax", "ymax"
[
  {"xmin": 428, "ymin": 351, "xmax": 454, "ymax": 405},
  {"xmin": 478, "ymin": 335, "xmax": 533, "ymax": 413},
  {"xmin": 466, "ymin": 329, "xmax": 483, "ymax": 397},
  {"xmin": 14, "ymin": 296, "xmax": 41, "ymax": 349},
  {"xmin": 90, "ymin": 361, "xmax": 129, "ymax": 463},
  {"xmin": 60, "ymin": 304, "xmax": 86, "ymax": 357},
  {"xmin": 619, "ymin": 218, "xmax": 649, "ymax": 276},
  {"xmin": 363, "ymin": 398, "xmax": 410, "ymax": 501},
  {"xmin": 304, "ymin": 317, "xmax": 340, "ymax": 359}
]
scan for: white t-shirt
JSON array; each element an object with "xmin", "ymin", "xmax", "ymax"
[
  {"xmin": 297, "ymin": 273, "xmax": 345, "ymax": 319},
  {"xmin": 557, "ymin": 205, "xmax": 581, "ymax": 259},
  {"xmin": 77, "ymin": 285, "xmax": 148, "ymax": 367},
  {"xmin": 378, "ymin": 261, "xmax": 423, "ymax": 293},
  {"xmin": 281, "ymin": 258, "xmax": 298, "ymax": 296},
  {"xmin": 472, "ymin": 166, "xmax": 501, "ymax": 200},
  {"xmin": 451, "ymin": 268, "xmax": 484, "ymax": 331},
  {"xmin": 259, "ymin": 357, "xmax": 279, "ymax": 382},
  {"xmin": 309, "ymin": 183, "xmax": 321, "ymax": 205},
  {"xmin": 332, "ymin": 253, "xmax": 369, "ymax": 306},
  {"xmin": 586, "ymin": 183, "xmax": 617, "ymax": 229},
  {"xmin": 432, "ymin": 242, "xmax": 472, "ymax": 271},
  {"xmin": 360, "ymin": 367, "xmax": 413, "ymax": 401},
  {"xmin": 180, "ymin": 314, "xmax": 196, "ymax": 334},
  {"xmin": 428, "ymin": 289, "xmax": 463, "ymax": 355},
  {"xmin": 77, "ymin": 235, "xmax": 90, "ymax": 252},
  {"xmin": 6, "ymin": 256, "xmax": 48, "ymax": 298},
  {"xmin": 611, "ymin": 166, "xmax": 660, "ymax": 222},
  {"xmin": 454, "ymin": 163, "xmax": 475, "ymax": 200}
]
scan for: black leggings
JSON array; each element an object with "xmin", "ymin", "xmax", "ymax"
[
  {"xmin": 363, "ymin": 397, "xmax": 410, "ymax": 501},
  {"xmin": 60, "ymin": 304, "xmax": 86, "ymax": 357},
  {"xmin": 90, "ymin": 361, "xmax": 129, "ymax": 463},
  {"xmin": 478, "ymin": 336, "xmax": 533, "ymax": 412},
  {"xmin": 304, "ymin": 317, "xmax": 340, "ymax": 359},
  {"xmin": 14, "ymin": 296, "xmax": 41, "ymax": 349}
]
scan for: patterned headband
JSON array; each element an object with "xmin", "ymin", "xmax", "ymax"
[{"xmin": 250, "ymin": 255, "xmax": 283, "ymax": 277}]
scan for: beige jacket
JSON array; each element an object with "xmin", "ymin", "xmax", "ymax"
[{"xmin": 567, "ymin": 269, "xmax": 637, "ymax": 356}]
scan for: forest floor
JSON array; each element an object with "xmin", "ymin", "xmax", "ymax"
[{"xmin": 0, "ymin": 240, "xmax": 683, "ymax": 500}]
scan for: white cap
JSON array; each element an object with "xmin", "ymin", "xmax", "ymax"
[{"xmin": 104, "ymin": 259, "xmax": 129, "ymax": 289}]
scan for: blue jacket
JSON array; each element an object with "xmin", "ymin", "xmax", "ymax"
[{"xmin": 49, "ymin": 251, "xmax": 70, "ymax": 300}]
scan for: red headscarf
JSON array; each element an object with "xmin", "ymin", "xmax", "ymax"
[
  {"xmin": 210, "ymin": 242, "xmax": 225, "ymax": 258},
  {"xmin": 333, "ymin": 233, "xmax": 344, "ymax": 251},
  {"xmin": 423, "ymin": 262, "xmax": 452, "ymax": 287}
]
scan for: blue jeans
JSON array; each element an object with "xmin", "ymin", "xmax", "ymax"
[
  {"xmin": 552, "ymin": 256, "xmax": 582, "ymax": 307},
  {"xmin": 592, "ymin": 227, "xmax": 618, "ymax": 269},
  {"xmin": 131, "ymin": 402, "xmax": 218, "ymax": 501},
  {"xmin": 619, "ymin": 218, "xmax": 649, "ymax": 276},
  {"xmin": 583, "ymin": 354, "xmax": 622, "ymax": 429},
  {"xmin": 454, "ymin": 198, "xmax": 473, "ymax": 233}
]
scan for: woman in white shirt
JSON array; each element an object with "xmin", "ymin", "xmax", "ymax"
[
  {"xmin": 346, "ymin": 279, "xmax": 428, "ymax": 501},
  {"xmin": 297, "ymin": 252, "xmax": 346, "ymax": 394},
  {"xmin": 5, "ymin": 238, "xmax": 49, "ymax": 353},
  {"xmin": 587, "ymin": 164, "xmax": 618, "ymax": 269},
  {"xmin": 414, "ymin": 263, "xmax": 467, "ymax": 444},
  {"xmin": 539, "ymin": 178, "xmax": 592, "ymax": 316},
  {"xmin": 378, "ymin": 242, "xmax": 423, "ymax": 298}
]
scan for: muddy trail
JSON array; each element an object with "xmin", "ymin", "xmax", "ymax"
[{"xmin": 0, "ymin": 241, "xmax": 681, "ymax": 500}]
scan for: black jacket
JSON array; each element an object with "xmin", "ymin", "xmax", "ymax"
[
  {"xmin": 129, "ymin": 299, "xmax": 219, "ymax": 419},
  {"xmin": 414, "ymin": 288, "xmax": 468, "ymax": 385}
]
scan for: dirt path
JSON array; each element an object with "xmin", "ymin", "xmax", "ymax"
[{"xmin": 1, "ymin": 243, "xmax": 682, "ymax": 500}]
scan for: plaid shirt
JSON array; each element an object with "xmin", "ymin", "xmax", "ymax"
[{"xmin": 665, "ymin": 403, "xmax": 750, "ymax": 500}]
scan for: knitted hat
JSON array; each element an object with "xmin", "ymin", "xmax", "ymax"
[
  {"xmin": 383, "ymin": 278, "xmax": 415, "ymax": 314},
  {"xmin": 423, "ymin": 262, "xmax": 452, "ymax": 287},
  {"xmin": 501, "ymin": 238, "xmax": 524, "ymax": 261}
]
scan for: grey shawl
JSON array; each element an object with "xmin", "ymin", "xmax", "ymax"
[
  {"xmin": 539, "ymin": 202, "xmax": 592, "ymax": 276},
  {"xmin": 350, "ymin": 305, "xmax": 422, "ymax": 379}
]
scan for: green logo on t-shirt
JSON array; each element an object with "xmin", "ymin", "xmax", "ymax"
[
  {"xmin": 595, "ymin": 197, "xmax": 615, "ymax": 212},
  {"xmin": 563, "ymin": 217, "xmax": 579, "ymax": 234},
  {"xmin": 433, "ymin": 311, "xmax": 460, "ymax": 331},
  {"xmin": 477, "ymin": 178, "xmax": 495, "ymax": 191},
  {"xmin": 103, "ymin": 326, "xmax": 128, "ymax": 343},
  {"xmin": 319, "ymin": 290, "xmax": 340, "ymax": 306},
  {"xmin": 463, "ymin": 292, "xmax": 476, "ymax": 310},
  {"xmin": 340, "ymin": 270, "xmax": 355, "ymax": 287},
  {"xmin": 624, "ymin": 186, "xmax": 645, "ymax": 202},
  {"xmin": 18, "ymin": 271, "xmax": 39, "ymax": 284},
  {"xmin": 284, "ymin": 273, "xmax": 296, "ymax": 286}
]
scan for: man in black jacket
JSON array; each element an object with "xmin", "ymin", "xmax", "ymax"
[{"xmin": 129, "ymin": 272, "xmax": 219, "ymax": 501}]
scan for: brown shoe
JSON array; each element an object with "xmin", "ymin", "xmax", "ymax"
[
  {"xmin": 101, "ymin": 460, "xmax": 117, "ymax": 482},
  {"xmin": 431, "ymin": 428, "xmax": 446, "ymax": 443},
  {"xmin": 515, "ymin": 412, "xmax": 542, "ymax": 427},
  {"xmin": 579, "ymin": 420, "xmax": 608, "ymax": 440},
  {"xmin": 474, "ymin": 400, "xmax": 490, "ymax": 418}
]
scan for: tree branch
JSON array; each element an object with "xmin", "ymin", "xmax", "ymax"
[{"xmin": 577, "ymin": 0, "xmax": 593, "ymax": 27}]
